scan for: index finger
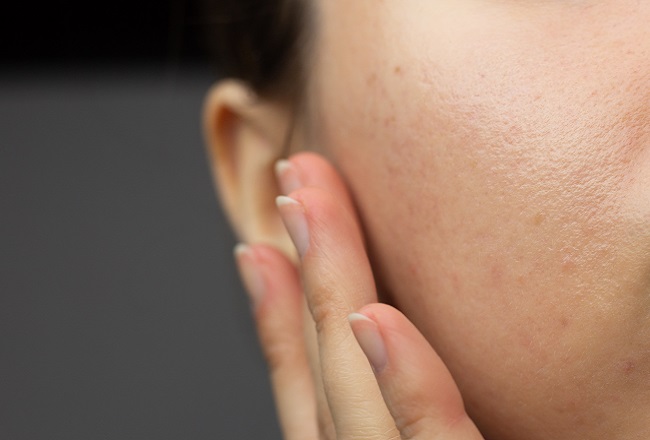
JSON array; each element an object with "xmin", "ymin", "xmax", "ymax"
[{"xmin": 276, "ymin": 187, "xmax": 397, "ymax": 440}]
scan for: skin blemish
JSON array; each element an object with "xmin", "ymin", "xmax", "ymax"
[
  {"xmin": 383, "ymin": 115, "xmax": 396, "ymax": 127},
  {"xmin": 559, "ymin": 316, "xmax": 570, "ymax": 328},
  {"xmin": 533, "ymin": 212, "xmax": 545, "ymax": 226},
  {"xmin": 516, "ymin": 275, "xmax": 526, "ymax": 287},
  {"xmin": 561, "ymin": 255, "xmax": 577, "ymax": 273},
  {"xmin": 490, "ymin": 263, "xmax": 504, "ymax": 287},
  {"xmin": 394, "ymin": 65, "xmax": 402, "ymax": 75},
  {"xmin": 621, "ymin": 360, "xmax": 636, "ymax": 376}
]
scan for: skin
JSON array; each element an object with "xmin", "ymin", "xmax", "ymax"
[
  {"xmin": 204, "ymin": 0, "xmax": 650, "ymax": 439},
  {"xmin": 308, "ymin": 1, "xmax": 650, "ymax": 438},
  {"xmin": 235, "ymin": 154, "xmax": 484, "ymax": 440}
]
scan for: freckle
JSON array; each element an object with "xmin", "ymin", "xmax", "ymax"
[
  {"xmin": 409, "ymin": 263, "xmax": 420, "ymax": 276},
  {"xmin": 559, "ymin": 316, "xmax": 569, "ymax": 328},
  {"xmin": 622, "ymin": 360, "xmax": 635, "ymax": 376},
  {"xmin": 367, "ymin": 73, "xmax": 377, "ymax": 85},
  {"xmin": 516, "ymin": 275, "xmax": 525, "ymax": 286},
  {"xmin": 562, "ymin": 256, "xmax": 577, "ymax": 273},
  {"xmin": 490, "ymin": 264, "xmax": 504, "ymax": 286},
  {"xmin": 532, "ymin": 213, "xmax": 545, "ymax": 226},
  {"xmin": 519, "ymin": 334, "xmax": 533, "ymax": 350},
  {"xmin": 393, "ymin": 65, "xmax": 402, "ymax": 75},
  {"xmin": 383, "ymin": 116, "xmax": 396, "ymax": 127}
]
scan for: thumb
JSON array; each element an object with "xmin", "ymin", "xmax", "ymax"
[{"xmin": 348, "ymin": 303, "xmax": 485, "ymax": 440}]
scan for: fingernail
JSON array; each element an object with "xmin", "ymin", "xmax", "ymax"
[
  {"xmin": 349, "ymin": 313, "xmax": 387, "ymax": 373},
  {"xmin": 276, "ymin": 196, "xmax": 309, "ymax": 258},
  {"xmin": 234, "ymin": 244, "xmax": 265, "ymax": 309},
  {"xmin": 275, "ymin": 159, "xmax": 302, "ymax": 195}
]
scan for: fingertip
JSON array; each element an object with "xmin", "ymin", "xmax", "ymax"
[
  {"xmin": 233, "ymin": 243, "xmax": 265, "ymax": 310},
  {"xmin": 275, "ymin": 195, "xmax": 310, "ymax": 259},
  {"xmin": 275, "ymin": 158, "xmax": 292, "ymax": 175},
  {"xmin": 348, "ymin": 312, "xmax": 374, "ymax": 324},
  {"xmin": 353, "ymin": 304, "xmax": 480, "ymax": 438},
  {"xmin": 275, "ymin": 152, "xmax": 335, "ymax": 198},
  {"xmin": 233, "ymin": 242, "xmax": 249, "ymax": 257},
  {"xmin": 290, "ymin": 153, "xmax": 340, "ymax": 188},
  {"xmin": 236, "ymin": 244, "xmax": 320, "ymax": 440},
  {"xmin": 275, "ymin": 159, "xmax": 303, "ymax": 195},
  {"xmin": 234, "ymin": 243, "xmax": 302, "ymax": 314},
  {"xmin": 348, "ymin": 312, "xmax": 388, "ymax": 374},
  {"xmin": 288, "ymin": 151, "xmax": 329, "ymax": 170},
  {"xmin": 286, "ymin": 153, "xmax": 357, "ymax": 212}
]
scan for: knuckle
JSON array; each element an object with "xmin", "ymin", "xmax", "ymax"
[
  {"xmin": 310, "ymin": 300, "xmax": 336, "ymax": 334},
  {"xmin": 396, "ymin": 412, "xmax": 468, "ymax": 440},
  {"xmin": 308, "ymin": 285, "xmax": 350, "ymax": 335},
  {"xmin": 395, "ymin": 414, "xmax": 435, "ymax": 440},
  {"xmin": 335, "ymin": 425, "xmax": 398, "ymax": 440}
]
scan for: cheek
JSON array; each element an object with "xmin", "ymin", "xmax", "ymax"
[
  {"xmin": 312, "ymin": 2, "xmax": 650, "ymax": 436},
  {"xmin": 321, "ymin": 69, "xmax": 650, "ymax": 440},
  {"xmin": 318, "ymin": 21, "xmax": 650, "ymax": 305}
]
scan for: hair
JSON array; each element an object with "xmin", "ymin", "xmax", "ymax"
[{"xmin": 199, "ymin": 0, "xmax": 308, "ymax": 99}]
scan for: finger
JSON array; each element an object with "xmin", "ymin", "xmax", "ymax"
[
  {"xmin": 302, "ymin": 301, "xmax": 337, "ymax": 440},
  {"xmin": 276, "ymin": 153, "xmax": 366, "ymax": 439},
  {"xmin": 234, "ymin": 243, "xmax": 319, "ymax": 440},
  {"xmin": 349, "ymin": 304, "xmax": 485, "ymax": 440},
  {"xmin": 276, "ymin": 189, "xmax": 398, "ymax": 439},
  {"xmin": 278, "ymin": 153, "xmax": 392, "ymax": 306},
  {"xmin": 276, "ymin": 153, "xmax": 358, "ymax": 225}
]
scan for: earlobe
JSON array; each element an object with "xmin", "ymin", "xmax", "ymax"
[{"xmin": 202, "ymin": 80, "xmax": 297, "ymax": 254}]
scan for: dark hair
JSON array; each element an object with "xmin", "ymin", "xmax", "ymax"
[{"xmin": 199, "ymin": 0, "xmax": 308, "ymax": 98}]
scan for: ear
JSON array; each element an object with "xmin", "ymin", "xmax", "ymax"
[{"xmin": 203, "ymin": 80, "xmax": 297, "ymax": 255}]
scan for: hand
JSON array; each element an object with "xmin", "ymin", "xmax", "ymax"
[{"xmin": 234, "ymin": 153, "xmax": 485, "ymax": 439}]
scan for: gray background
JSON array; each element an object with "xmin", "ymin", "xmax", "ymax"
[{"xmin": 0, "ymin": 67, "xmax": 282, "ymax": 439}]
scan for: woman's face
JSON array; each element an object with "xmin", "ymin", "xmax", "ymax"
[{"xmin": 307, "ymin": 1, "xmax": 650, "ymax": 439}]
